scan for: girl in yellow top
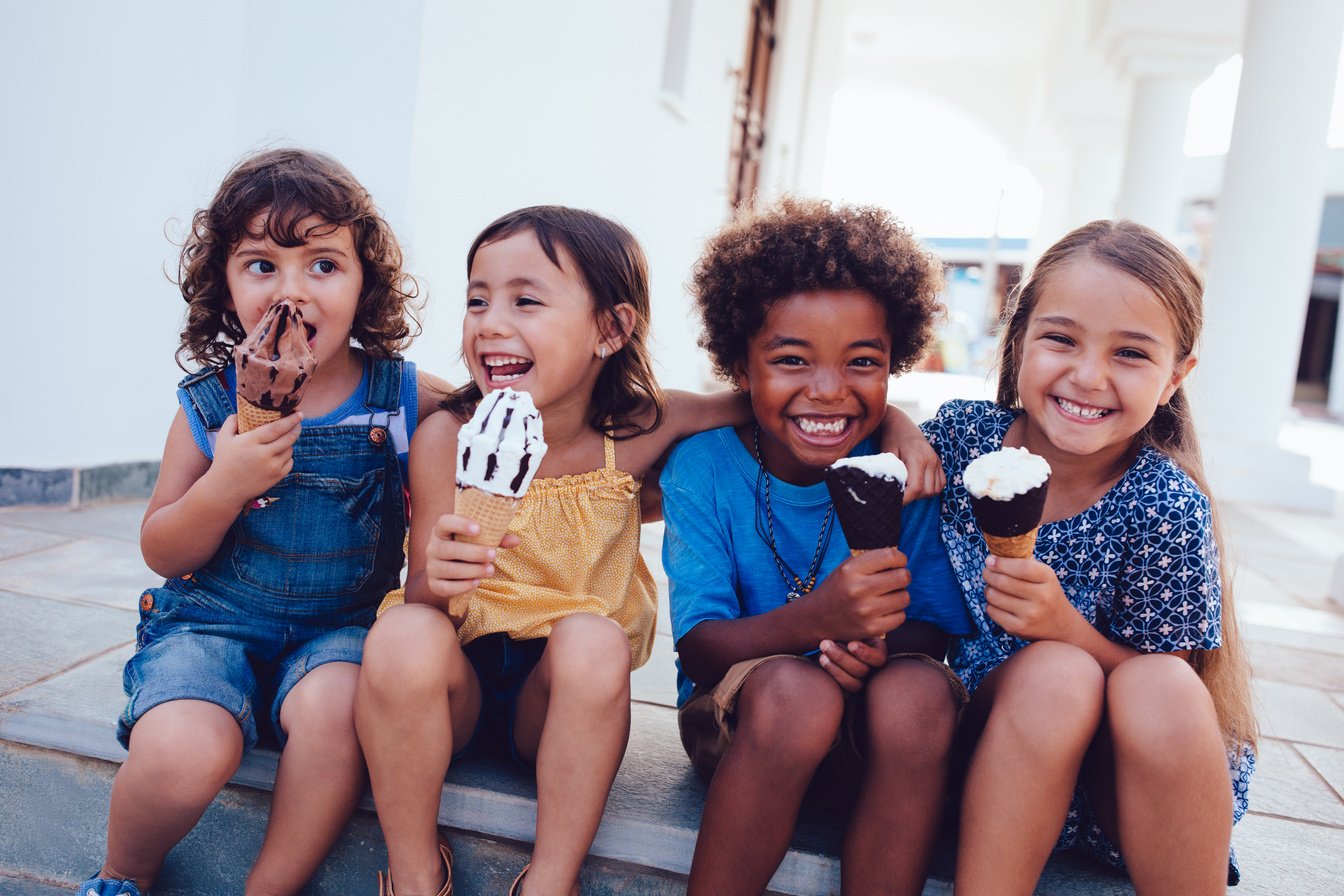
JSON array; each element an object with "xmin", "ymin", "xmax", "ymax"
[{"xmin": 355, "ymin": 206, "xmax": 936, "ymax": 896}]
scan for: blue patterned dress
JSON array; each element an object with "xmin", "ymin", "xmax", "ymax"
[{"xmin": 922, "ymin": 400, "xmax": 1253, "ymax": 882}]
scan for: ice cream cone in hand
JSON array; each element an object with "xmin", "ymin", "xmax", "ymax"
[
  {"xmin": 824, "ymin": 453, "xmax": 908, "ymax": 557},
  {"xmin": 233, "ymin": 299, "xmax": 317, "ymax": 432},
  {"xmin": 448, "ymin": 388, "xmax": 548, "ymax": 616},
  {"xmin": 964, "ymin": 447, "xmax": 1051, "ymax": 559}
]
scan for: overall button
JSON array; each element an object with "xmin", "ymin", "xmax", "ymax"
[
  {"xmin": 140, "ymin": 592, "xmax": 155, "ymax": 611},
  {"xmin": 369, "ymin": 426, "xmax": 389, "ymax": 445}
]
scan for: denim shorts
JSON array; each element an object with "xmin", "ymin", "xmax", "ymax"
[
  {"xmin": 453, "ymin": 632, "xmax": 548, "ymax": 768},
  {"xmin": 118, "ymin": 582, "xmax": 371, "ymax": 751}
]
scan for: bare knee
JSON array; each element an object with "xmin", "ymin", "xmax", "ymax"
[
  {"xmin": 360, "ymin": 604, "xmax": 464, "ymax": 700},
  {"xmin": 128, "ymin": 700, "xmax": 242, "ymax": 798},
  {"xmin": 545, "ymin": 613, "xmax": 631, "ymax": 702},
  {"xmin": 990, "ymin": 642, "xmax": 1105, "ymax": 745},
  {"xmin": 734, "ymin": 661, "xmax": 843, "ymax": 765},
  {"xmin": 865, "ymin": 659, "xmax": 959, "ymax": 760},
  {"xmin": 1107, "ymin": 654, "xmax": 1220, "ymax": 767},
  {"xmin": 281, "ymin": 662, "xmax": 359, "ymax": 744}
]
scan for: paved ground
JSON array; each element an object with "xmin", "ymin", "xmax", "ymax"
[{"xmin": 2, "ymin": 428, "xmax": 1343, "ymax": 892}]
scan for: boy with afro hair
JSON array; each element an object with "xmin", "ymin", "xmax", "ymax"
[{"xmin": 662, "ymin": 196, "xmax": 971, "ymax": 895}]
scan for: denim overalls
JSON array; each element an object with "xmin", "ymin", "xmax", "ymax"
[{"xmin": 118, "ymin": 357, "xmax": 409, "ymax": 750}]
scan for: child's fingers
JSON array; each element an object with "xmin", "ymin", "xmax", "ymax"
[
  {"xmin": 434, "ymin": 513, "xmax": 482, "ymax": 542},
  {"xmin": 845, "ymin": 637, "xmax": 888, "ymax": 668},
  {"xmin": 818, "ymin": 645, "xmax": 866, "ymax": 693}
]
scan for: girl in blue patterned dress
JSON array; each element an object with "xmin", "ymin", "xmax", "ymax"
[{"xmin": 922, "ymin": 220, "xmax": 1256, "ymax": 895}]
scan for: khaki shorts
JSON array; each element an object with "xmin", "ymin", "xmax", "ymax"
[{"xmin": 678, "ymin": 652, "xmax": 968, "ymax": 807}]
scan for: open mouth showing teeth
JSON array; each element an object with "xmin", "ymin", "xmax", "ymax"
[
  {"xmin": 484, "ymin": 355, "xmax": 533, "ymax": 384},
  {"xmin": 795, "ymin": 417, "xmax": 849, "ymax": 436},
  {"xmin": 1055, "ymin": 397, "xmax": 1110, "ymax": 420}
]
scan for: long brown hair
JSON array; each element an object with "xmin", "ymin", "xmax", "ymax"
[
  {"xmin": 443, "ymin": 206, "xmax": 666, "ymax": 439},
  {"xmin": 997, "ymin": 219, "xmax": 1256, "ymax": 750},
  {"xmin": 176, "ymin": 147, "xmax": 421, "ymax": 370}
]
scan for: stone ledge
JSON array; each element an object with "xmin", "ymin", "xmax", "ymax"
[
  {"xmin": 0, "ymin": 699, "xmax": 1140, "ymax": 896},
  {"xmin": 0, "ymin": 462, "xmax": 159, "ymax": 508}
]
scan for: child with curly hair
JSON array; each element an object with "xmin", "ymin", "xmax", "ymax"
[
  {"xmin": 80, "ymin": 148, "xmax": 448, "ymax": 896},
  {"xmin": 663, "ymin": 196, "xmax": 973, "ymax": 896}
]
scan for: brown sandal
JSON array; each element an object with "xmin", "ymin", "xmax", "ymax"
[
  {"xmin": 378, "ymin": 833, "xmax": 455, "ymax": 896},
  {"xmin": 507, "ymin": 863, "xmax": 530, "ymax": 896}
]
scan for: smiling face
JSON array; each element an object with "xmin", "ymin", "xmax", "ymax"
[
  {"xmin": 224, "ymin": 214, "xmax": 363, "ymax": 376},
  {"xmin": 464, "ymin": 229, "xmax": 618, "ymax": 415},
  {"xmin": 1014, "ymin": 259, "xmax": 1196, "ymax": 470},
  {"xmin": 735, "ymin": 289, "xmax": 891, "ymax": 485}
]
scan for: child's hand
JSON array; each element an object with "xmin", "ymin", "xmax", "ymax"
[
  {"xmin": 982, "ymin": 554, "xmax": 1083, "ymax": 642},
  {"xmin": 208, "ymin": 413, "xmax": 303, "ymax": 504},
  {"xmin": 818, "ymin": 636, "xmax": 887, "ymax": 693},
  {"xmin": 809, "ymin": 547, "xmax": 912, "ymax": 641},
  {"xmin": 877, "ymin": 404, "xmax": 945, "ymax": 502},
  {"xmin": 424, "ymin": 513, "xmax": 521, "ymax": 599},
  {"xmin": 898, "ymin": 436, "xmax": 946, "ymax": 503}
]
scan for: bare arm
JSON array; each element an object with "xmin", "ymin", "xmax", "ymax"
[
  {"xmin": 403, "ymin": 412, "xmax": 517, "ymax": 621},
  {"xmin": 140, "ymin": 408, "xmax": 302, "ymax": 578},
  {"xmin": 414, "ymin": 368, "xmax": 455, "ymax": 424},
  {"xmin": 677, "ymin": 547, "xmax": 912, "ymax": 688}
]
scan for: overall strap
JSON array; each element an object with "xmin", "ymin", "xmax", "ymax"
[
  {"xmin": 177, "ymin": 366, "xmax": 235, "ymax": 431},
  {"xmin": 365, "ymin": 355, "xmax": 404, "ymax": 414}
]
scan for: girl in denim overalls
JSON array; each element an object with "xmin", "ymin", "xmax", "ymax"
[
  {"xmin": 354, "ymin": 206, "xmax": 939, "ymax": 896},
  {"xmin": 81, "ymin": 149, "xmax": 450, "ymax": 896}
]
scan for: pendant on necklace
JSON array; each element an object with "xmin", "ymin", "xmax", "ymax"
[{"xmin": 787, "ymin": 590, "xmax": 802, "ymax": 602}]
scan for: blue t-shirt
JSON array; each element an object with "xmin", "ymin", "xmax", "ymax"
[{"xmin": 662, "ymin": 426, "xmax": 972, "ymax": 706}]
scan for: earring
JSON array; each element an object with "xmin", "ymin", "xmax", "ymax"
[{"xmin": 598, "ymin": 346, "xmax": 608, "ymax": 360}]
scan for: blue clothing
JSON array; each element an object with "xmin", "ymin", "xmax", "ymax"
[
  {"xmin": 922, "ymin": 399, "xmax": 1252, "ymax": 881},
  {"xmin": 663, "ymin": 426, "xmax": 972, "ymax": 707},
  {"xmin": 118, "ymin": 355, "xmax": 415, "ymax": 750}
]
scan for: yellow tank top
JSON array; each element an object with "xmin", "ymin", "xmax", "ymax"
[{"xmin": 383, "ymin": 435, "xmax": 658, "ymax": 669}]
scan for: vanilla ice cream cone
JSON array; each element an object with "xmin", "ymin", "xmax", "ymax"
[
  {"xmin": 982, "ymin": 528, "xmax": 1039, "ymax": 559},
  {"xmin": 964, "ymin": 447, "xmax": 1051, "ymax": 560}
]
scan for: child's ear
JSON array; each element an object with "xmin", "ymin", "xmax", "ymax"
[
  {"xmin": 598, "ymin": 303, "xmax": 638, "ymax": 357},
  {"xmin": 1161, "ymin": 353, "xmax": 1198, "ymax": 404},
  {"xmin": 732, "ymin": 360, "xmax": 750, "ymax": 393}
]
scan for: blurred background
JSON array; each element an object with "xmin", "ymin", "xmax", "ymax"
[{"xmin": 2, "ymin": 0, "xmax": 1342, "ymax": 509}]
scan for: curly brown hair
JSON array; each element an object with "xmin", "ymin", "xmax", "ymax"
[
  {"xmin": 690, "ymin": 196, "xmax": 944, "ymax": 382},
  {"xmin": 444, "ymin": 206, "xmax": 666, "ymax": 439},
  {"xmin": 175, "ymin": 147, "xmax": 422, "ymax": 370}
]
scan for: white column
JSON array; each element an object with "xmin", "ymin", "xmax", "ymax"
[
  {"xmin": 1195, "ymin": 0, "xmax": 1344, "ymax": 511},
  {"xmin": 1115, "ymin": 73, "xmax": 1202, "ymax": 236}
]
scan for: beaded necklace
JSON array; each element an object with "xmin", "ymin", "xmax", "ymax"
[{"xmin": 752, "ymin": 425, "xmax": 835, "ymax": 602}]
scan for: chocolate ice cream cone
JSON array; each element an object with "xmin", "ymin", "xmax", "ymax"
[{"xmin": 236, "ymin": 395, "xmax": 284, "ymax": 433}]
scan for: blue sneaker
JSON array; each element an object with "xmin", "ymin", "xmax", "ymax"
[{"xmin": 77, "ymin": 877, "xmax": 142, "ymax": 896}]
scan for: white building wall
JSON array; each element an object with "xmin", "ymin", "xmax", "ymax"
[{"xmin": 0, "ymin": 0, "xmax": 751, "ymax": 470}]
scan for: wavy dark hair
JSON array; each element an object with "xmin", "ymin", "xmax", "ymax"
[
  {"xmin": 443, "ymin": 206, "xmax": 666, "ymax": 439},
  {"xmin": 996, "ymin": 218, "xmax": 1255, "ymax": 751},
  {"xmin": 690, "ymin": 195, "xmax": 944, "ymax": 382},
  {"xmin": 175, "ymin": 147, "xmax": 421, "ymax": 370}
]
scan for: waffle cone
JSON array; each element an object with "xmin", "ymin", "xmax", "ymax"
[
  {"xmin": 983, "ymin": 528, "xmax": 1038, "ymax": 559},
  {"xmin": 850, "ymin": 548, "xmax": 867, "ymax": 558},
  {"xmin": 236, "ymin": 395, "xmax": 283, "ymax": 433},
  {"xmin": 455, "ymin": 485, "xmax": 519, "ymax": 549}
]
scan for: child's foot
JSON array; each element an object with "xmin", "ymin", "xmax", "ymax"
[{"xmin": 77, "ymin": 877, "xmax": 142, "ymax": 896}]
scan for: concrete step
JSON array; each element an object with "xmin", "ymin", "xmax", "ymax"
[{"xmin": 0, "ymin": 699, "xmax": 1138, "ymax": 896}]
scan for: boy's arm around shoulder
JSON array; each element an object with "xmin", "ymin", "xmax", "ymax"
[
  {"xmin": 623, "ymin": 389, "xmax": 750, "ymax": 483},
  {"xmin": 140, "ymin": 406, "xmax": 302, "ymax": 578}
]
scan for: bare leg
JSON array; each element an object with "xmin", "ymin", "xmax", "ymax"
[
  {"xmin": 686, "ymin": 658, "xmax": 844, "ymax": 896},
  {"xmin": 355, "ymin": 605, "xmax": 481, "ymax": 896},
  {"xmin": 842, "ymin": 658, "xmax": 959, "ymax": 896},
  {"xmin": 1083, "ymin": 654, "xmax": 1233, "ymax": 896},
  {"xmin": 245, "ymin": 661, "xmax": 364, "ymax": 896},
  {"xmin": 954, "ymin": 641, "xmax": 1105, "ymax": 896},
  {"xmin": 511, "ymin": 614, "xmax": 632, "ymax": 896},
  {"xmin": 100, "ymin": 700, "xmax": 244, "ymax": 890}
]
